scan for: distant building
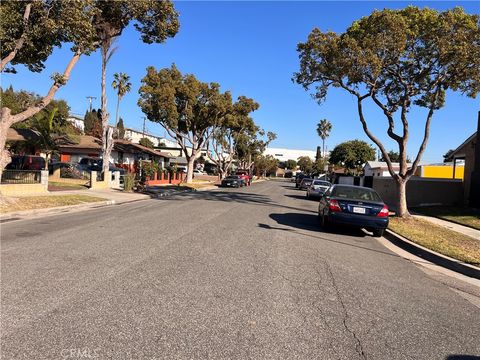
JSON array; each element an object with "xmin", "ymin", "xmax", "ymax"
[
  {"xmin": 263, "ymin": 147, "xmax": 318, "ymax": 162},
  {"xmin": 363, "ymin": 161, "xmax": 412, "ymax": 177}
]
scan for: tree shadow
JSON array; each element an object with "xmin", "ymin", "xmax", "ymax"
[
  {"xmin": 268, "ymin": 212, "xmax": 366, "ymax": 237},
  {"xmin": 154, "ymin": 190, "xmax": 318, "ymax": 214},
  {"xmin": 284, "ymin": 194, "xmax": 310, "ymax": 201}
]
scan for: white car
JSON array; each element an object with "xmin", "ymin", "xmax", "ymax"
[
  {"xmin": 193, "ymin": 169, "xmax": 204, "ymax": 175},
  {"xmin": 306, "ymin": 180, "xmax": 332, "ymax": 199}
]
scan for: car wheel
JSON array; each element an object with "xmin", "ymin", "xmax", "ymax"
[
  {"xmin": 320, "ymin": 213, "xmax": 330, "ymax": 229},
  {"xmin": 373, "ymin": 229, "xmax": 384, "ymax": 237},
  {"xmin": 306, "ymin": 193, "xmax": 310, "ymax": 199}
]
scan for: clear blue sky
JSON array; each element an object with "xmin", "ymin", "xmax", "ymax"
[{"xmin": 3, "ymin": 1, "xmax": 479, "ymax": 163}]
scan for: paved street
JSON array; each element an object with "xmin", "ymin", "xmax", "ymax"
[{"xmin": 1, "ymin": 180, "xmax": 480, "ymax": 360}]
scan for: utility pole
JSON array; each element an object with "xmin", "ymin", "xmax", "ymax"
[
  {"xmin": 142, "ymin": 117, "xmax": 146, "ymax": 138},
  {"xmin": 86, "ymin": 96, "xmax": 97, "ymax": 112}
]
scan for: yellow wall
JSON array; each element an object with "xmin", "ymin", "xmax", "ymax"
[
  {"xmin": 0, "ymin": 184, "xmax": 47, "ymax": 196},
  {"xmin": 417, "ymin": 165, "xmax": 464, "ymax": 179}
]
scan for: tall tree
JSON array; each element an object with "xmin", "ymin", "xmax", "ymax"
[
  {"xmin": 138, "ymin": 65, "xmax": 232, "ymax": 183},
  {"xmin": 329, "ymin": 140, "xmax": 375, "ymax": 175},
  {"xmin": 294, "ymin": 6, "xmax": 480, "ymax": 217},
  {"xmin": 117, "ymin": 117, "xmax": 125, "ymax": 140},
  {"xmin": 380, "ymin": 150, "xmax": 410, "ymax": 163},
  {"xmin": 84, "ymin": 109, "xmax": 102, "ymax": 138},
  {"xmin": 236, "ymin": 129, "xmax": 276, "ymax": 171},
  {"xmin": 297, "ymin": 156, "xmax": 314, "ymax": 173},
  {"xmin": 207, "ymin": 96, "xmax": 258, "ymax": 179},
  {"xmin": 111, "ymin": 72, "xmax": 131, "ymax": 136},
  {"xmin": 316, "ymin": 118, "xmax": 332, "ymax": 158},
  {"xmin": 284, "ymin": 159, "xmax": 298, "ymax": 170},
  {"xmin": 92, "ymin": 0, "xmax": 179, "ymax": 174},
  {"xmin": 0, "ymin": 0, "xmax": 98, "ymax": 178}
]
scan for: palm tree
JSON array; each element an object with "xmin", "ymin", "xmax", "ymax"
[
  {"xmin": 316, "ymin": 119, "xmax": 332, "ymax": 158},
  {"xmin": 111, "ymin": 72, "xmax": 132, "ymax": 136}
]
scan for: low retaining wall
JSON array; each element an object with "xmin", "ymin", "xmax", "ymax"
[
  {"xmin": 373, "ymin": 177, "xmax": 464, "ymax": 210},
  {"xmin": 0, "ymin": 170, "xmax": 49, "ymax": 196}
]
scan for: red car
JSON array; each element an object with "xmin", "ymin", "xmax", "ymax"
[{"xmin": 235, "ymin": 170, "xmax": 252, "ymax": 186}]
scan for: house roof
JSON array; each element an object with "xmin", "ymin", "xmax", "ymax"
[
  {"xmin": 114, "ymin": 139, "xmax": 171, "ymax": 158},
  {"xmin": 446, "ymin": 132, "xmax": 477, "ymax": 161},
  {"xmin": 364, "ymin": 161, "xmax": 414, "ymax": 170},
  {"xmin": 168, "ymin": 156, "xmax": 188, "ymax": 165},
  {"xmin": 7, "ymin": 128, "xmax": 42, "ymax": 142},
  {"xmin": 58, "ymin": 135, "xmax": 102, "ymax": 150}
]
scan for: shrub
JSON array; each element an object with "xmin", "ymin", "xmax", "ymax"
[{"xmin": 123, "ymin": 173, "xmax": 136, "ymax": 192}]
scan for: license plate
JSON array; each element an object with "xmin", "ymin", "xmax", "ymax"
[{"xmin": 353, "ymin": 207, "xmax": 366, "ymax": 214}]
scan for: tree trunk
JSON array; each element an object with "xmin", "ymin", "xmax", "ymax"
[
  {"xmin": 114, "ymin": 95, "xmax": 120, "ymax": 136},
  {"xmin": 0, "ymin": 111, "xmax": 13, "ymax": 181},
  {"xmin": 101, "ymin": 43, "xmax": 112, "ymax": 175},
  {"xmin": 185, "ymin": 155, "xmax": 195, "ymax": 183},
  {"xmin": 396, "ymin": 179, "xmax": 410, "ymax": 217}
]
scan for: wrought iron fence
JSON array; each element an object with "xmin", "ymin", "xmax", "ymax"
[{"xmin": 1, "ymin": 170, "xmax": 42, "ymax": 184}]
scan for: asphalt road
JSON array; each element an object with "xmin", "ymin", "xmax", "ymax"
[{"xmin": 1, "ymin": 180, "xmax": 480, "ymax": 360}]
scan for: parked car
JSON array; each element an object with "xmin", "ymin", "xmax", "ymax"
[
  {"xmin": 6, "ymin": 155, "xmax": 46, "ymax": 170},
  {"xmin": 78, "ymin": 157, "xmax": 125, "ymax": 175},
  {"xmin": 299, "ymin": 177, "xmax": 314, "ymax": 190},
  {"xmin": 221, "ymin": 175, "xmax": 245, "ymax": 188},
  {"xmin": 306, "ymin": 180, "xmax": 331, "ymax": 199},
  {"xmin": 236, "ymin": 169, "xmax": 252, "ymax": 186},
  {"xmin": 193, "ymin": 169, "xmax": 204, "ymax": 175},
  {"xmin": 318, "ymin": 185, "xmax": 389, "ymax": 237},
  {"xmin": 295, "ymin": 173, "xmax": 307, "ymax": 188},
  {"xmin": 48, "ymin": 161, "xmax": 84, "ymax": 176}
]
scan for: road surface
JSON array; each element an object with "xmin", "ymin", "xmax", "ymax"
[{"xmin": 2, "ymin": 180, "xmax": 479, "ymax": 359}]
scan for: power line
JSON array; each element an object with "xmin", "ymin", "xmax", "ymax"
[{"xmin": 86, "ymin": 96, "xmax": 97, "ymax": 112}]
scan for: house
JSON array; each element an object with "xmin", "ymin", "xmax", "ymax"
[
  {"xmin": 445, "ymin": 129, "xmax": 479, "ymax": 206},
  {"xmin": 58, "ymin": 135, "xmax": 102, "ymax": 162},
  {"xmin": 363, "ymin": 161, "xmax": 412, "ymax": 177},
  {"xmin": 57, "ymin": 136, "xmax": 171, "ymax": 171},
  {"xmin": 263, "ymin": 147, "xmax": 318, "ymax": 162},
  {"xmin": 6, "ymin": 128, "xmax": 44, "ymax": 156},
  {"xmin": 414, "ymin": 163, "xmax": 464, "ymax": 180},
  {"xmin": 113, "ymin": 139, "xmax": 171, "ymax": 172}
]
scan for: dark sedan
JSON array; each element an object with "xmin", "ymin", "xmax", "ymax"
[
  {"xmin": 318, "ymin": 185, "xmax": 389, "ymax": 237},
  {"xmin": 221, "ymin": 175, "xmax": 245, "ymax": 188}
]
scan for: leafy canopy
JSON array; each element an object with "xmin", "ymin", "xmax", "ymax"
[{"xmin": 329, "ymin": 140, "xmax": 375, "ymax": 172}]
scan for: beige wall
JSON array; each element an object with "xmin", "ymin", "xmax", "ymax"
[{"xmin": 372, "ymin": 177, "xmax": 464, "ymax": 210}]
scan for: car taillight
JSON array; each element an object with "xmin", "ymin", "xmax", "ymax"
[
  {"xmin": 377, "ymin": 205, "xmax": 389, "ymax": 217},
  {"xmin": 328, "ymin": 199, "xmax": 342, "ymax": 212}
]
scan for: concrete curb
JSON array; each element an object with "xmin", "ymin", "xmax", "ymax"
[
  {"xmin": 384, "ymin": 229, "xmax": 480, "ymax": 280},
  {"xmin": 0, "ymin": 200, "xmax": 116, "ymax": 222}
]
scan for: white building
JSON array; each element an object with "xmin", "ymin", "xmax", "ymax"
[
  {"xmin": 263, "ymin": 147, "xmax": 318, "ymax": 162},
  {"xmin": 363, "ymin": 161, "xmax": 412, "ymax": 177}
]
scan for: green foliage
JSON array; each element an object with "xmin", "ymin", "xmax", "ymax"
[
  {"xmin": 236, "ymin": 129, "xmax": 276, "ymax": 166},
  {"xmin": 139, "ymin": 137, "xmax": 155, "ymax": 149},
  {"xmin": 380, "ymin": 150, "xmax": 410, "ymax": 163},
  {"xmin": 123, "ymin": 173, "xmax": 136, "ymax": 192},
  {"xmin": 0, "ymin": 0, "xmax": 99, "ymax": 73},
  {"xmin": 112, "ymin": 72, "xmax": 132, "ymax": 99},
  {"xmin": 284, "ymin": 159, "xmax": 297, "ymax": 170},
  {"xmin": 254, "ymin": 155, "xmax": 278, "ymax": 176},
  {"xmin": 84, "ymin": 109, "xmax": 102, "ymax": 138},
  {"xmin": 141, "ymin": 160, "xmax": 158, "ymax": 177},
  {"xmin": 329, "ymin": 140, "xmax": 375, "ymax": 174},
  {"xmin": 316, "ymin": 119, "xmax": 332, "ymax": 141},
  {"xmin": 117, "ymin": 117, "xmax": 125, "ymax": 139},
  {"xmin": 297, "ymin": 156, "xmax": 314, "ymax": 173},
  {"xmin": 313, "ymin": 157, "xmax": 328, "ymax": 174}
]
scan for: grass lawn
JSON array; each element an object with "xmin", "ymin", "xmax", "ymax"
[
  {"xmin": 48, "ymin": 181, "xmax": 88, "ymax": 191},
  {"xmin": 389, "ymin": 217, "xmax": 480, "ymax": 266},
  {"xmin": 412, "ymin": 206, "xmax": 480, "ymax": 230},
  {"xmin": 0, "ymin": 195, "xmax": 106, "ymax": 214}
]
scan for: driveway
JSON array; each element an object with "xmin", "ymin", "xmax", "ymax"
[{"xmin": 1, "ymin": 180, "xmax": 479, "ymax": 359}]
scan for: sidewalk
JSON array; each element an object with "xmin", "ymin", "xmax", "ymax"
[
  {"xmin": 413, "ymin": 214, "xmax": 480, "ymax": 241},
  {"xmin": 51, "ymin": 188, "xmax": 151, "ymax": 204}
]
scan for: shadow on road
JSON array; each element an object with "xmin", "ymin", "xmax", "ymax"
[
  {"xmin": 283, "ymin": 194, "xmax": 310, "ymax": 201},
  {"xmin": 269, "ymin": 212, "xmax": 366, "ymax": 237},
  {"xmin": 156, "ymin": 190, "xmax": 318, "ymax": 214},
  {"xmin": 445, "ymin": 356, "xmax": 480, "ymax": 360}
]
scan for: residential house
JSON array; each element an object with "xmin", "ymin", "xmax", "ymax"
[
  {"xmin": 445, "ymin": 129, "xmax": 478, "ymax": 205},
  {"xmin": 363, "ymin": 161, "xmax": 413, "ymax": 177},
  {"xmin": 6, "ymin": 128, "xmax": 43, "ymax": 156}
]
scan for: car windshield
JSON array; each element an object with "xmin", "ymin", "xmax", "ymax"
[
  {"xmin": 312, "ymin": 180, "xmax": 331, "ymax": 187},
  {"xmin": 332, "ymin": 186, "xmax": 382, "ymax": 202}
]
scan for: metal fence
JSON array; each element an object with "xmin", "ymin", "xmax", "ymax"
[{"xmin": 1, "ymin": 170, "xmax": 42, "ymax": 184}]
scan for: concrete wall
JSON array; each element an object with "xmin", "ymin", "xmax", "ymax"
[
  {"xmin": 0, "ymin": 170, "xmax": 49, "ymax": 196},
  {"xmin": 372, "ymin": 177, "xmax": 464, "ymax": 210}
]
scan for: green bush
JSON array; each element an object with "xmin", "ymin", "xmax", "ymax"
[{"xmin": 123, "ymin": 173, "xmax": 136, "ymax": 192}]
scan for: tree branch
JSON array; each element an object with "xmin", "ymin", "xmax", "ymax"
[
  {"xmin": 0, "ymin": 1, "xmax": 34, "ymax": 72},
  {"xmin": 7, "ymin": 50, "xmax": 82, "ymax": 125},
  {"xmin": 406, "ymin": 86, "xmax": 441, "ymax": 177}
]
